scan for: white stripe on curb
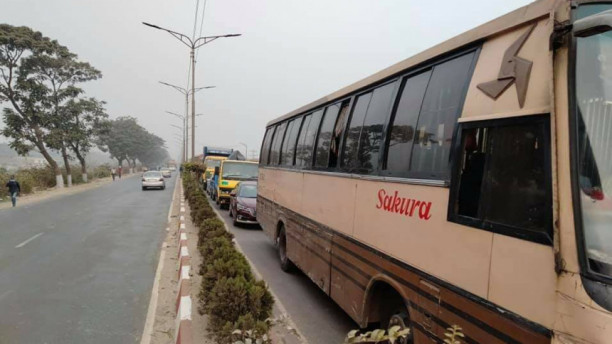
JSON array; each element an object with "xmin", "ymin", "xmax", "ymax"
[
  {"xmin": 180, "ymin": 233, "xmax": 187, "ymax": 241},
  {"xmin": 180, "ymin": 246, "xmax": 189, "ymax": 257},
  {"xmin": 180, "ymin": 223, "xmax": 186, "ymax": 230}
]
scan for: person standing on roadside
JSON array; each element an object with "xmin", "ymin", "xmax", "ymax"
[
  {"xmin": 111, "ymin": 167, "xmax": 116, "ymax": 181},
  {"xmin": 6, "ymin": 175, "xmax": 21, "ymax": 207},
  {"xmin": 117, "ymin": 166, "xmax": 122, "ymax": 179}
]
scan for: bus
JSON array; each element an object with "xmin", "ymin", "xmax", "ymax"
[
  {"xmin": 256, "ymin": 1, "xmax": 612, "ymax": 343},
  {"xmin": 202, "ymin": 146, "xmax": 233, "ymax": 188}
]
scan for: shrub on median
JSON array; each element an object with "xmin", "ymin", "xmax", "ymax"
[{"xmin": 181, "ymin": 166, "xmax": 274, "ymax": 343}]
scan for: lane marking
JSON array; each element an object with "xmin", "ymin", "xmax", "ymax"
[
  {"xmin": 15, "ymin": 233, "xmax": 44, "ymax": 248},
  {"xmin": 140, "ymin": 175, "xmax": 178, "ymax": 344}
]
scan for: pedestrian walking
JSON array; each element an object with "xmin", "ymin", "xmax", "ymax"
[
  {"xmin": 6, "ymin": 175, "xmax": 21, "ymax": 207},
  {"xmin": 111, "ymin": 167, "xmax": 116, "ymax": 181},
  {"xmin": 117, "ymin": 166, "xmax": 122, "ymax": 179}
]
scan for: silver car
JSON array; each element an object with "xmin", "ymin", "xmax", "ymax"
[{"xmin": 142, "ymin": 171, "xmax": 165, "ymax": 190}]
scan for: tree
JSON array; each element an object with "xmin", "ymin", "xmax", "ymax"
[
  {"xmin": 99, "ymin": 116, "xmax": 169, "ymax": 171},
  {"xmin": 63, "ymin": 98, "xmax": 110, "ymax": 182},
  {"xmin": 23, "ymin": 45, "xmax": 101, "ymax": 186},
  {"xmin": 0, "ymin": 24, "xmax": 68, "ymax": 187}
]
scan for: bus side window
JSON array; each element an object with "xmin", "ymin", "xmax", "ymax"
[
  {"xmin": 269, "ymin": 121, "xmax": 287, "ymax": 165},
  {"xmin": 314, "ymin": 103, "xmax": 341, "ymax": 168},
  {"xmin": 260, "ymin": 126, "xmax": 276, "ymax": 165},
  {"xmin": 296, "ymin": 110, "xmax": 323, "ymax": 167},
  {"xmin": 280, "ymin": 117, "xmax": 302, "ymax": 166},
  {"xmin": 329, "ymin": 101, "xmax": 350, "ymax": 168},
  {"xmin": 449, "ymin": 116, "xmax": 552, "ymax": 244}
]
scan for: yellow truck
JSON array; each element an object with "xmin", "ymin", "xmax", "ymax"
[
  {"xmin": 211, "ymin": 160, "xmax": 258, "ymax": 208},
  {"xmin": 202, "ymin": 146, "xmax": 233, "ymax": 190}
]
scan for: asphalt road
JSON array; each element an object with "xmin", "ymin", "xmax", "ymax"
[
  {"xmin": 211, "ymin": 196, "xmax": 358, "ymax": 344},
  {"xmin": 0, "ymin": 173, "xmax": 176, "ymax": 344}
]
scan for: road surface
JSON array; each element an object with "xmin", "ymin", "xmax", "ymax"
[
  {"xmin": 0, "ymin": 174, "xmax": 176, "ymax": 344},
  {"xmin": 211, "ymin": 196, "xmax": 358, "ymax": 344}
]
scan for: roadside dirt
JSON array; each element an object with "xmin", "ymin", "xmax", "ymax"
[{"xmin": 0, "ymin": 173, "xmax": 136, "ymax": 210}]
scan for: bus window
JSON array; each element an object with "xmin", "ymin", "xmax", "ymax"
[
  {"xmin": 314, "ymin": 103, "xmax": 341, "ymax": 168},
  {"xmin": 342, "ymin": 81, "xmax": 397, "ymax": 173},
  {"xmin": 259, "ymin": 126, "xmax": 275, "ymax": 165},
  {"xmin": 385, "ymin": 71, "xmax": 431, "ymax": 175},
  {"xmin": 280, "ymin": 117, "xmax": 302, "ymax": 166},
  {"xmin": 329, "ymin": 101, "xmax": 350, "ymax": 168},
  {"xmin": 296, "ymin": 110, "xmax": 323, "ymax": 167},
  {"xmin": 269, "ymin": 121, "xmax": 287, "ymax": 165},
  {"xmin": 410, "ymin": 52, "xmax": 475, "ymax": 179},
  {"xmin": 450, "ymin": 116, "xmax": 552, "ymax": 244},
  {"xmin": 357, "ymin": 82, "xmax": 397, "ymax": 173}
]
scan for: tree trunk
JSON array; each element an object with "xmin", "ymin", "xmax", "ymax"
[
  {"xmin": 76, "ymin": 153, "xmax": 87, "ymax": 183},
  {"xmin": 33, "ymin": 127, "xmax": 64, "ymax": 188},
  {"xmin": 131, "ymin": 159, "xmax": 136, "ymax": 174},
  {"xmin": 61, "ymin": 146, "xmax": 72, "ymax": 187}
]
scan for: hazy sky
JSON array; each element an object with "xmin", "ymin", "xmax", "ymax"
[{"xmin": 0, "ymin": 0, "xmax": 533, "ymax": 161}]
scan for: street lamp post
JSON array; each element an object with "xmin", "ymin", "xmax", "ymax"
[
  {"xmin": 166, "ymin": 111, "xmax": 187, "ymax": 162},
  {"xmin": 145, "ymin": 22, "xmax": 240, "ymax": 160},
  {"xmin": 160, "ymin": 82, "xmax": 215, "ymax": 161},
  {"xmin": 238, "ymin": 142, "xmax": 247, "ymax": 158}
]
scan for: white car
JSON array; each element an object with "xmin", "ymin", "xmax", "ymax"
[
  {"xmin": 142, "ymin": 171, "xmax": 165, "ymax": 190},
  {"xmin": 161, "ymin": 169, "xmax": 172, "ymax": 178}
]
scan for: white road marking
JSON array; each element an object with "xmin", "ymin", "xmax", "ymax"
[{"xmin": 15, "ymin": 233, "xmax": 44, "ymax": 248}]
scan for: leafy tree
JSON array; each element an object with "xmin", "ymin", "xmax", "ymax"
[
  {"xmin": 100, "ymin": 116, "xmax": 169, "ymax": 170},
  {"xmin": 0, "ymin": 24, "xmax": 67, "ymax": 187},
  {"xmin": 63, "ymin": 98, "xmax": 110, "ymax": 182},
  {"xmin": 23, "ymin": 45, "xmax": 101, "ymax": 186}
]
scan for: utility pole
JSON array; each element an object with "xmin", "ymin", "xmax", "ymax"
[{"xmin": 144, "ymin": 22, "xmax": 240, "ymax": 160}]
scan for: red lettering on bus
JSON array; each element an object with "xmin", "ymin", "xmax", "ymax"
[{"xmin": 375, "ymin": 189, "xmax": 432, "ymax": 220}]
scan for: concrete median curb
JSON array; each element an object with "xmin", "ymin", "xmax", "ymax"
[{"xmin": 175, "ymin": 190, "xmax": 193, "ymax": 344}]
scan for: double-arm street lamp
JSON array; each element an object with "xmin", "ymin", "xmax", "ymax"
[
  {"xmin": 144, "ymin": 22, "xmax": 240, "ymax": 160},
  {"xmin": 161, "ymin": 82, "xmax": 215, "ymax": 161}
]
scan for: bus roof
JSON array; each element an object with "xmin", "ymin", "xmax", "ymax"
[{"xmin": 266, "ymin": 0, "xmax": 555, "ymax": 127}]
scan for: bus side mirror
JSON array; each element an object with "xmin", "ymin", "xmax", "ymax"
[
  {"xmin": 214, "ymin": 167, "xmax": 220, "ymax": 176},
  {"xmin": 574, "ymin": 10, "xmax": 612, "ymax": 37}
]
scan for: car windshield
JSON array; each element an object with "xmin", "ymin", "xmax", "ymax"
[
  {"xmin": 205, "ymin": 159, "xmax": 222, "ymax": 168},
  {"xmin": 575, "ymin": 4, "xmax": 612, "ymax": 277},
  {"xmin": 144, "ymin": 172, "xmax": 162, "ymax": 178},
  {"xmin": 239, "ymin": 185, "xmax": 257, "ymax": 198},
  {"xmin": 222, "ymin": 162, "xmax": 258, "ymax": 180}
]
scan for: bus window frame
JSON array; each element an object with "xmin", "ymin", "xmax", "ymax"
[
  {"xmin": 568, "ymin": 2, "xmax": 612, "ymax": 297},
  {"xmin": 261, "ymin": 45, "xmax": 481, "ymax": 183},
  {"xmin": 447, "ymin": 114, "xmax": 554, "ymax": 246},
  {"xmin": 380, "ymin": 49, "xmax": 480, "ymax": 181},
  {"xmin": 339, "ymin": 79, "xmax": 400, "ymax": 174}
]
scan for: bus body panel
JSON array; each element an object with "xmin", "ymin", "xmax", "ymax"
[{"xmin": 462, "ymin": 17, "xmax": 553, "ymax": 119}]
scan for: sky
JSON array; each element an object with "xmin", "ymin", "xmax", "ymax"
[{"xmin": 0, "ymin": 0, "xmax": 534, "ymax": 162}]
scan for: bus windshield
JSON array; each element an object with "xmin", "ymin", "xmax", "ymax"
[
  {"xmin": 576, "ymin": 4, "xmax": 612, "ymax": 277},
  {"xmin": 222, "ymin": 162, "xmax": 258, "ymax": 180}
]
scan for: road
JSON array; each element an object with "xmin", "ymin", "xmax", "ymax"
[
  {"xmin": 0, "ymin": 173, "xmax": 176, "ymax": 344},
  {"xmin": 210, "ymin": 196, "xmax": 358, "ymax": 344}
]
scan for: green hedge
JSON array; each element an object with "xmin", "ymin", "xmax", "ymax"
[{"xmin": 182, "ymin": 168, "xmax": 273, "ymax": 344}]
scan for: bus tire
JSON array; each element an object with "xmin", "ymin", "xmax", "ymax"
[{"xmin": 277, "ymin": 226, "xmax": 294, "ymax": 272}]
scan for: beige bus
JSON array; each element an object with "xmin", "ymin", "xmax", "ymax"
[{"xmin": 257, "ymin": 1, "xmax": 612, "ymax": 343}]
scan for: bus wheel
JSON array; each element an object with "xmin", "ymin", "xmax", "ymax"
[
  {"xmin": 388, "ymin": 312, "xmax": 413, "ymax": 344},
  {"xmin": 277, "ymin": 227, "xmax": 294, "ymax": 272}
]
